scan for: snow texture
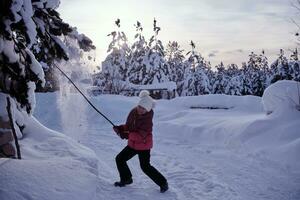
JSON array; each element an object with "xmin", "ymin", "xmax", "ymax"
[
  {"xmin": 20, "ymin": 0, "xmax": 37, "ymax": 48},
  {"xmin": 1, "ymin": 90, "xmax": 300, "ymax": 200},
  {"xmin": 25, "ymin": 49, "xmax": 46, "ymax": 86},
  {"xmin": 262, "ymin": 80, "xmax": 300, "ymax": 114},
  {"xmin": 0, "ymin": 107, "xmax": 99, "ymax": 200},
  {"xmin": 2, "ymin": 40, "xmax": 18, "ymax": 63},
  {"xmin": 130, "ymin": 81, "xmax": 177, "ymax": 91}
]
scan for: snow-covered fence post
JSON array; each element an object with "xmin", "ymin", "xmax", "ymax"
[{"xmin": 6, "ymin": 98, "xmax": 21, "ymax": 159}]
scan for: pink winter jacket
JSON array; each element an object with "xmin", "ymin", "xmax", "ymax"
[{"xmin": 122, "ymin": 107, "xmax": 153, "ymax": 150}]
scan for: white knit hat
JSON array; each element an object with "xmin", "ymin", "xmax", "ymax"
[{"xmin": 138, "ymin": 90, "xmax": 155, "ymax": 112}]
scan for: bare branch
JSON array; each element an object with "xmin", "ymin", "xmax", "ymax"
[
  {"xmin": 291, "ymin": 0, "xmax": 300, "ymax": 12},
  {"xmin": 291, "ymin": 18, "xmax": 300, "ymax": 30}
]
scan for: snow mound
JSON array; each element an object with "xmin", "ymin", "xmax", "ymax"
[
  {"xmin": 155, "ymin": 93, "xmax": 300, "ymax": 170},
  {"xmin": 130, "ymin": 81, "xmax": 177, "ymax": 91},
  {"xmin": 262, "ymin": 80, "xmax": 300, "ymax": 114},
  {"xmin": 0, "ymin": 103, "xmax": 100, "ymax": 200},
  {"xmin": 162, "ymin": 94, "xmax": 263, "ymax": 112}
]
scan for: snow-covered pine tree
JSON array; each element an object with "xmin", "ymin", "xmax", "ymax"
[
  {"xmin": 191, "ymin": 65, "xmax": 211, "ymax": 95},
  {"xmin": 165, "ymin": 41, "xmax": 186, "ymax": 95},
  {"xmin": 0, "ymin": 0, "xmax": 95, "ymax": 113},
  {"xmin": 182, "ymin": 41, "xmax": 210, "ymax": 96},
  {"xmin": 225, "ymin": 64, "xmax": 243, "ymax": 95},
  {"xmin": 257, "ymin": 50, "xmax": 271, "ymax": 91},
  {"xmin": 98, "ymin": 19, "xmax": 131, "ymax": 94},
  {"xmin": 289, "ymin": 48, "xmax": 300, "ymax": 81},
  {"xmin": 127, "ymin": 21, "xmax": 148, "ymax": 84},
  {"xmin": 240, "ymin": 62, "xmax": 252, "ymax": 95},
  {"xmin": 270, "ymin": 49, "xmax": 293, "ymax": 84},
  {"xmin": 225, "ymin": 76, "xmax": 243, "ymax": 95},
  {"xmin": 241, "ymin": 52, "xmax": 265, "ymax": 96},
  {"xmin": 204, "ymin": 61, "xmax": 214, "ymax": 92},
  {"xmin": 226, "ymin": 63, "xmax": 241, "ymax": 77},
  {"xmin": 31, "ymin": 1, "xmax": 95, "ymax": 92},
  {"xmin": 182, "ymin": 41, "xmax": 197, "ymax": 96},
  {"xmin": 212, "ymin": 62, "xmax": 229, "ymax": 94},
  {"xmin": 1, "ymin": 0, "xmax": 46, "ymax": 113},
  {"xmin": 290, "ymin": 48, "xmax": 298, "ymax": 61},
  {"xmin": 142, "ymin": 18, "xmax": 169, "ymax": 84}
]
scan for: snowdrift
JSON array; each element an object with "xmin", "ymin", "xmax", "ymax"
[
  {"xmin": 2, "ymin": 80, "xmax": 299, "ymax": 200},
  {"xmin": 155, "ymin": 81, "xmax": 300, "ymax": 170},
  {"xmin": 0, "ymin": 94, "xmax": 100, "ymax": 200},
  {"xmin": 262, "ymin": 80, "xmax": 300, "ymax": 114},
  {"xmin": 35, "ymin": 85, "xmax": 300, "ymax": 172}
]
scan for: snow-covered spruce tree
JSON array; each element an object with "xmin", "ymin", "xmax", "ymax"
[
  {"xmin": 289, "ymin": 48, "xmax": 300, "ymax": 81},
  {"xmin": 258, "ymin": 50, "xmax": 271, "ymax": 88},
  {"xmin": 204, "ymin": 61, "xmax": 214, "ymax": 92},
  {"xmin": 225, "ymin": 76, "xmax": 243, "ymax": 95},
  {"xmin": 182, "ymin": 41, "xmax": 198, "ymax": 96},
  {"xmin": 240, "ymin": 62, "xmax": 251, "ymax": 95},
  {"xmin": 226, "ymin": 63, "xmax": 241, "ymax": 78},
  {"xmin": 212, "ymin": 62, "xmax": 229, "ymax": 94},
  {"xmin": 225, "ymin": 64, "xmax": 243, "ymax": 95},
  {"xmin": 241, "ymin": 52, "xmax": 265, "ymax": 96},
  {"xmin": 127, "ymin": 21, "xmax": 148, "ymax": 85},
  {"xmin": 97, "ymin": 19, "xmax": 131, "ymax": 94},
  {"xmin": 270, "ymin": 49, "xmax": 293, "ymax": 84},
  {"xmin": 0, "ymin": 0, "xmax": 95, "ymax": 113},
  {"xmin": 142, "ymin": 18, "xmax": 169, "ymax": 84},
  {"xmin": 182, "ymin": 41, "xmax": 210, "ymax": 96},
  {"xmin": 31, "ymin": 2, "xmax": 95, "ymax": 92},
  {"xmin": 165, "ymin": 41, "xmax": 186, "ymax": 96},
  {"xmin": 0, "ymin": 0, "xmax": 45, "ymax": 114}
]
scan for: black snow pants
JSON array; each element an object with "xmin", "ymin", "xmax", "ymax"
[{"xmin": 115, "ymin": 145, "xmax": 167, "ymax": 187}]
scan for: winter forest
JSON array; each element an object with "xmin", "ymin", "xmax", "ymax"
[
  {"xmin": 94, "ymin": 19, "xmax": 300, "ymax": 97},
  {"xmin": 1, "ymin": 0, "xmax": 300, "ymax": 200}
]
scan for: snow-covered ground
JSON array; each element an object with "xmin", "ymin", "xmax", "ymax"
[{"xmin": 1, "ymin": 82, "xmax": 300, "ymax": 200}]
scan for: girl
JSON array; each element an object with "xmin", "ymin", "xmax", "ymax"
[{"xmin": 113, "ymin": 90, "xmax": 168, "ymax": 193}]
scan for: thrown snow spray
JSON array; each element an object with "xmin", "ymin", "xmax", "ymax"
[
  {"xmin": 56, "ymin": 64, "xmax": 89, "ymax": 142},
  {"xmin": 56, "ymin": 36, "xmax": 97, "ymax": 142}
]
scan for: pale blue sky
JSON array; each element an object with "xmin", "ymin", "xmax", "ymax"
[{"xmin": 58, "ymin": 0, "xmax": 299, "ymax": 67}]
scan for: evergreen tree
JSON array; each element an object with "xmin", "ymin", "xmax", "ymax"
[
  {"xmin": 290, "ymin": 48, "xmax": 298, "ymax": 61},
  {"xmin": 182, "ymin": 41, "xmax": 197, "ymax": 96},
  {"xmin": 0, "ymin": 0, "xmax": 95, "ymax": 113},
  {"xmin": 182, "ymin": 41, "xmax": 210, "ymax": 96},
  {"xmin": 127, "ymin": 21, "xmax": 148, "ymax": 84},
  {"xmin": 258, "ymin": 50, "xmax": 271, "ymax": 88},
  {"xmin": 100, "ymin": 19, "xmax": 131, "ymax": 93},
  {"xmin": 31, "ymin": 2, "xmax": 95, "ymax": 92},
  {"xmin": 1, "ymin": 0, "xmax": 45, "ymax": 113},
  {"xmin": 212, "ymin": 62, "xmax": 228, "ymax": 94},
  {"xmin": 142, "ymin": 18, "xmax": 169, "ymax": 84},
  {"xmin": 240, "ymin": 62, "xmax": 252, "ymax": 95},
  {"xmin": 226, "ymin": 63, "xmax": 241, "ymax": 77},
  {"xmin": 205, "ymin": 61, "xmax": 214, "ymax": 92},
  {"xmin": 289, "ymin": 48, "xmax": 300, "ymax": 81},
  {"xmin": 241, "ymin": 52, "xmax": 265, "ymax": 96},
  {"xmin": 225, "ymin": 64, "xmax": 243, "ymax": 95},
  {"xmin": 270, "ymin": 49, "xmax": 293, "ymax": 83},
  {"xmin": 225, "ymin": 76, "xmax": 243, "ymax": 95},
  {"xmin": 165, "ymin": 41, "xmax": 185, "ymax": 95}
]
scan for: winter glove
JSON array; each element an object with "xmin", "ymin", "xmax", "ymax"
[
  {"xmin": 113, "ymin": 125, "xmax": 129, "ymax": 140},
  {"xmin": 113, "ymin": 125, "xmax": 123, "ymax": 134}
]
